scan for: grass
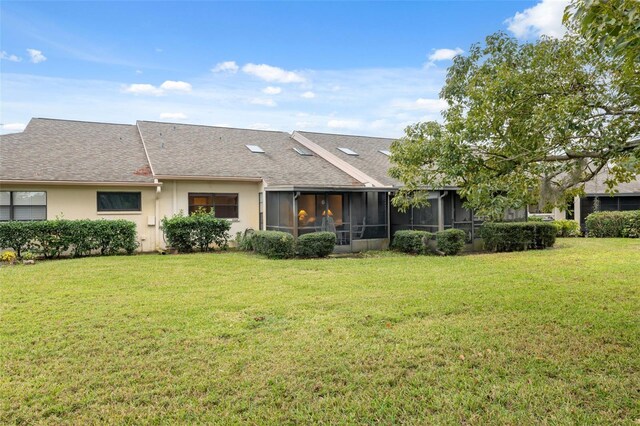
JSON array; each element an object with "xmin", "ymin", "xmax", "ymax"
[{"xmin": 1, "ymin": 239, "xmax": 639, "ymax": 424}]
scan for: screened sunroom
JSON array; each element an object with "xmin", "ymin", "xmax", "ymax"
[
  {"xmin": 265, "ymin": 188, "xmax": 525, "ymax": 251},
  {"xmin": 265, "ymin": 190, "xmax": 390, "ymax": 251}
]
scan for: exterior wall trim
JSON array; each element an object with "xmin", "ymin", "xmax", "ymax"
[
  {"xmin": 155, "ymin": 175, "xmax": 263, "ymax": 182},
  {"xmin": 0, "ymin": 180, "xmax": 161, "ymax": 187}
]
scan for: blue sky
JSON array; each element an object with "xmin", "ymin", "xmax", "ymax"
[{"xmin": 1, "ymin": 0, "xmax": 568, "ymax": 136}]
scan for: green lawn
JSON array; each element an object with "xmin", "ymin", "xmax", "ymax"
[{"xmin": 1, "ymin": 239, "xmax": 639, "ymax": 424}]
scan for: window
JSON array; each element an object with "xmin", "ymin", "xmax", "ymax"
[
  {"xmin": 188, "ymin": 193, "xmax": 238, "ymax": 219},
  {"xmin": 293, "ymin": 147, "xmax": 313, "ymax": 156},
  {"xmin": 338, "ymin": 147, "xmax": 358, "ymax": 156},
  {"xmin": 246, "ymin": 145, "xmax": 265, "ymax": 153},
  {"xmin": 0, "ymin": 191, "xmax": 47, "ymax": 221},
  {"xmin": 97, "ymin": 192, "xmax": 141, "ymax": 212}
]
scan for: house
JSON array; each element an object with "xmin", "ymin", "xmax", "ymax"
[
  {"xmin": 0, "ymin": 117, "xmax": 568, "ymax": 253},
  {"xmin": 530, "ymin": 170, "xmax": 640, "ymax": 229}
]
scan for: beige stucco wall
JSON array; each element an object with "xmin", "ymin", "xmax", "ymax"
[
  {"xmin": 1, "ymin": 184, "xmax": 158, "ymax": 252},
  {"xmin": 156, "ymin": 180, "xmax": 262, "ymax": 245}
]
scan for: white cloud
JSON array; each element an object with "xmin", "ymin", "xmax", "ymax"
[
  {"xmin": 301, "ymin": 91, "xmax": 316, "ymax": 99},
  {"xmin": 392, "ymin": 98, "xmax": 448, "ymax": 113},
  {"xmin": 428, "ymin": 48, "xmax": 463, "ymax": 62},
  {"xmin": 159, "ymin": 112, "xmax": 187, "ymax": 120},
  {"xmin": 26, "ymin": 49, "xmax": 46, "ymax": 63},
  {"xmin": 506, "ymin": 0, "xmax": 569, "ymax": 39},
  {"xmin": 327, "ymin": 119, "xmax": 362, "ymax": 130},
  {"xmin": 135, "ymin": 70, "xmax": 143, "ymax": 75},
  {"xmin": 2, "ymin": 123, "xmax": 26, "ymax": 132},
  {"xmin": 249, "ymin": 98, "xmax": 277, "ymax": 107},
  {"xmin": 124, "ymin": 80, "xmax": 191, "ymax": 96},
  {"xmin": 0, "ymin": 51, "xmax": 22, "ymax": 62},
  {"xmin": 262, "ymin": 86, "xmax": 282, "ymax": 95},
  {"xmin": 248, "ymin": 122, "xmax": 273, "ymax": 130},
  {"xmin": 123, "ymin": 83, "xmax": 164, "ymax": 96},
  {"xmin": 212, "ymin": 61, "xmax": 239, "ymax": 73},
  {"xmin": 160, "ymin": 80, "xmax": 192, "ymax": 92},
  {"xmin": 242, "ymin": 63, "xmax": 305, "ymax": 83}
]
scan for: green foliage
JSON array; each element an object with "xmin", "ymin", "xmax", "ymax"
[
  {"xmin": 480, "ymin": 222, "xmax": 556, "ymax": 252},
  {"xmin": 296, "ymin": 232, "xmax": 336, "ymax": 258},
  {"xmin": 252, "ymin": 231, "xmax": 295, "ymax": 259},
  {"xmin": 1, "ymin": 250, "xmax": 17, "ymax": 264},
  {"xmin": 564, "ymin": 0, "xmax": 640, "ymax": 103},
  {"xmin": 161, "ymin": 209, "xmax": 231, "ymax": 253},
  {"xmin": 622, "ymin": 211, "xmax": 640, "ymax": 238},
  {"xmin": 553, "ymin": 219, "xmax": 581, "ymax": 237},
  {"xmin": 0, "ymin": 222, "xmax": 33, "ymax": 257},
  {"xmin": 21, "ymin": 251, "xmax": 35, "ymax": 261},
  {"xmin": 585, "ymin": 210, "xmax": 640, "ymax": 238},
  {"xmin": 389, "ymin": 32, "xmax": 639, "ymax": 219},
  {"xmin": 0, "ymin": 219, "xmax": 137, "ymax": 258},
  {"xmin": 527, "ymin": 216, "xmax": 545, "ymax": 222},
  {"xmin": 435, "ymin": 229, "xmax": 466, "ymax": 256},
  {"xmin": 391, "ymin": 230, "xmax": 434, "ymax": 254},
  {"xmin": 236, "ymin": 229, "xmax": 256, "ymax": 252}
]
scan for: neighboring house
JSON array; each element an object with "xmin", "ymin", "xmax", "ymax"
[
  {"xmin": 529, "ymin": 171, "xmax": 640, "ymax": 229},
  {"xmin": 2, "ymin": 118, "xmax": 526, "ymax": 252}
]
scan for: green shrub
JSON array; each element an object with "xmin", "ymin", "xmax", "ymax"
[
  {"xmin": 435, "ymin": 229, "xmax": 466, "ymax": 255},
  {"xmin": 161, "ymin": 209, "xmax": 231, "ymax": 252},
  {"xmin": 585, "ymin": 210, "xmax": 640, "ymax": 238},
  {"xmin": 236, "ymin": 228, "xmax": 256, "ymax": 251},
  {"xmin": 0, "ymin": 219, "xmax": 137, "ymax": 258},
  {"xmin": 480, "ymin": 222, "xmax": 556, "ymax": 252},
  {"xmin": 29, "ymin": 220, "xmax": 72, "ymax": 258},
  {"xmin": 391, "ymin": 230, "xmax": 434, "ymax": 254},
  {"xmin": 553, "ymin": 219, "xmax": 581, "ymax": 237},
  {"xmin": 622, "ymin": 211, "xmax": 640, "ymax": 238},
  {"xmin": 296, "ymin": 232, "xmax": 336, "ymax": 258},
  {"xmin": 0, "ymin": 221, "xmax": 33, "ymax": 257},
  {"xmin": 252, "ymin": 231, "xmax": 295, "ymax": 259}
]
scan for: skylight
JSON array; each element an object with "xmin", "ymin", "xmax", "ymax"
[
  {"xmin": 246, "ymin": 145, "xmax": 265, "ymax": 153},
  {"xmin": 338, "ymin": 147, "xmax": 358, "ymax": 156},
  {"xmin": 379, "ymin": 149, "xmax": 391, "ymax": 156},
  {"xmin": 293, "ymin": 147, "xmax": 313, "ymax": 156}
]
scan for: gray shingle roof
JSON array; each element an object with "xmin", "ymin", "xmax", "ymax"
[
  {"xmin": 295, "ymin": 131, "xmax": 402, "ymax": 187},
  {"xmin": 137, "ymin": 121, "xmax": 361, "ymax": 187},
  {"xmin": 583, "ymin": 170, "xmax": 640, "ymax": 195},
  {"xmin": 0, "ymin": 118, "xmax": 154, "ymax": 183}
]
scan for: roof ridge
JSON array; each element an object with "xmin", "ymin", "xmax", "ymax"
[
  {"xmin": 297, "ymin": 130, "xmax": 397, "ymax": 140},
  {"xmin": 32, "ymin": 117, "xmax": 134, "ymax": 127},
  {"xmin": 137, "ymin": 120, "xmax": 291, "ymax": 135}
]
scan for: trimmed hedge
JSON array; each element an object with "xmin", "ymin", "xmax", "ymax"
[
  {"xmin": 553, "ymin": 219, "xmax": 581, "ymax": 237},
  {"xmin": 253, "ymin": 231, "xmax": 295, "ymax": 259},
  {"xmin": 585, "ymin": 210, "xmax": 640, "ymax": 238},
  {"xmin": 161, "ymin": 210, "xmax": 231, "ymax": 252},
  {"xmin": 0, "ymin": 219, "xmax": 137, "ymax": 258},
  {"xmin": 480, "ymin": 222, "xmax": 556, "ymax": 252},
  {"xmin": 436, "ymin": 229, "xmax": 466, "ymax": 256},
  {"xmin": 296, "ymin": 232, "xmax": 336, "ymax": 258},
  {"xmin": 392, "ymin": 230, "xmax": 434, "ymax": 254}
]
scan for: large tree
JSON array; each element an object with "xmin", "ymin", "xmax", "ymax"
[
  {"xmin": 564, "ymin": 0, "xmax": 639, "ymax": 102},
  {"xmin": 389, "ymin": 32, "xmax": 639, "ymax": 219}
]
